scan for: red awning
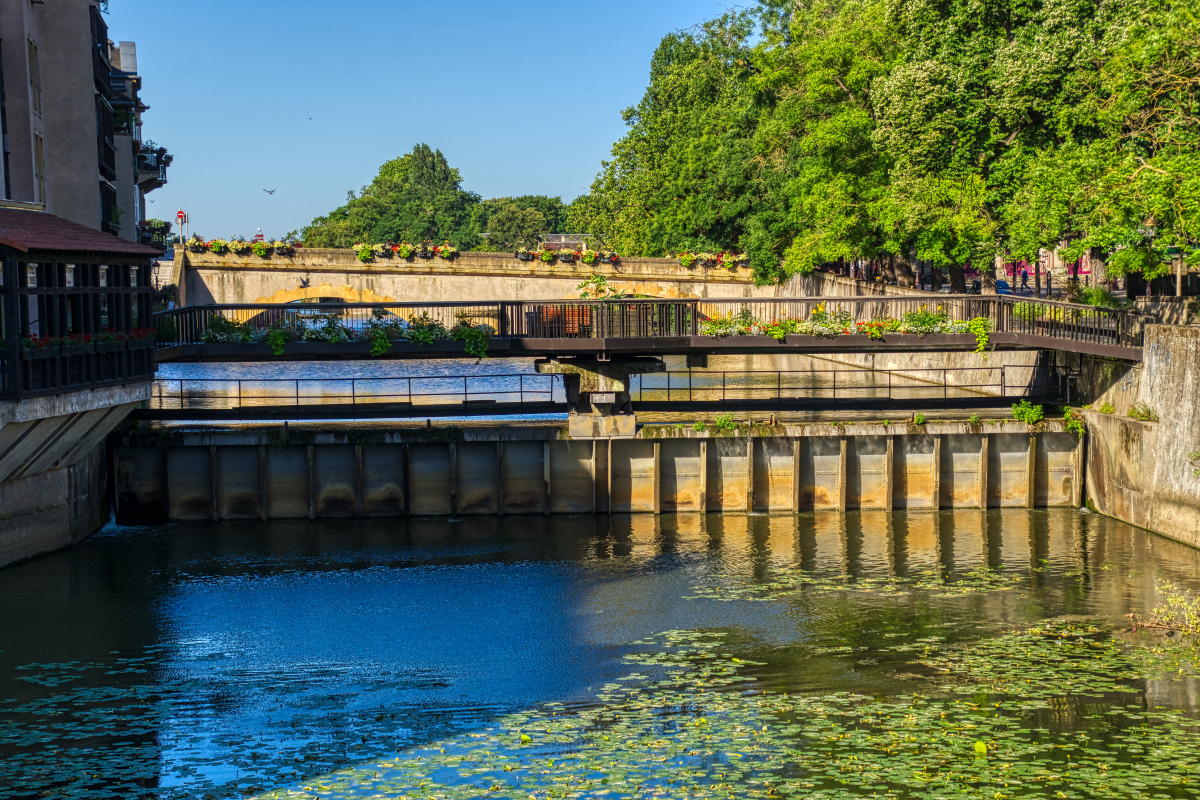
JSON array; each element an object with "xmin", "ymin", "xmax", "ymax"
[{"xmin": 0, "ymin": 208, "xmax": 161, "ymax": 256}]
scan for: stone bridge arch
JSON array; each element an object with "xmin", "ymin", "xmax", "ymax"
[{"xmin": 253, "ymin": 284, "xmax": 397, "ymax": 304}]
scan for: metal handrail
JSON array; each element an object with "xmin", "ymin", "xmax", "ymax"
[
  {"xmin": 149, "ymin": 373, "xmax": 562, "ymax": 411},
  {"xmin": 629, "ymin": 366, "xmax": 1049, "ymax": 404},
  {"xmin": 153, "ymin": 295, "xmax": 1144, "ymax": 350},
  {"xmin": 148, "ymin": 366, "xmax": 1051, "ymax": 412}
]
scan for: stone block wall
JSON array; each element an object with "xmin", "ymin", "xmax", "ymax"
[{"xmin": 1082, "ymin": 325, "xmax": 1200, "ymax": 548}]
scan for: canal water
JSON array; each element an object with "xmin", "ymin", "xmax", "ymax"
[{"xmin": 2, "ymin": 509, "xmax": 1199, "ymax": 799}]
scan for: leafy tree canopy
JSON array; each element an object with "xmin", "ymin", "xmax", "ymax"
[
  {"xmin": 303, "ymin": 145, "xmax": 577, "ymax": 252},
  {"xmin": 569, "ymin": 0, "xmax": 1200, "ymax": 283}
]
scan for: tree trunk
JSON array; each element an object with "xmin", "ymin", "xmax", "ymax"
[
  {"xmin": 883, "ymin": 254, "xmax": 897, "ymax": 284},
  {"xmin": 979, "ymin": 255, "xmax": 999, "ymax": 295},
  {"xmin": 1088, "ymin": 247, "xmax": 1107, "ymax": 287},
  {"xmin": 895, "ymin": 252, "xmax": 915, "ymax": 288},
  {"xmin": 1034, "ymin": 259, "xmax": 1042, "ymax": 299},
  {"xmin": 948, "ymin": 264, "xmax": 966, "ymax": 293},
  {"xmin": 931, "ymin": 265, "xmax": 943, "ymax": 293}
]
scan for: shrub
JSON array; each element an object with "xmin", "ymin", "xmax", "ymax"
[
  {"xmin": 881, "ymin": 419, "xmax": 890, "ymax": 426},
  {"xmin": 1011, "ymin": 400, "xmax": 1044, "ymax": 425},
  {"xmin": 713, "ymin": 413, "xmax": 737, "ymax": 431},
  {"xmin": 1127, "ymin": 403, "xmax": 1158, "ymax": 422},
  {"xmin": 403, "ymin": 313, "xmax": 449, "ymax": 346},
  {"xmin": 913, "ymin": 412, "xmax": 926, "ymax": 425},
  {"xmin": 200, "ymin": 314, "xmax": 250, "ymax": 343},
  {"xmin": 1079, "ymin": 286, "xmax": 1124, "ymax": 308},
  {"xmin": 968, "ymin": 413, "xmax": 981, "ymax": 425},
  {"xmin": 450, "ymin": 316, "xmax": 495, "ymax": 362},
  {"xmin": 1062, "ymin": 407, "xmax": 1085, "ymax": 438},
  {"xmin": 1098, "ymin": 402, "xmax": 1115, "ymax": 414},
  {"xmin": 693, "ymin": 421, "xmax": 706, "ymax": 432},
  {"xmin": 301, "ymin": 312, "xmax": 351, "ymax": 343},
  {"xmin": 266, "ymin": 328, "xmax": 290, "ymax": 356},
  {"xmin": 251, "ymin": 240, "xmax": 269, "ymax": 258},
  {"xmin": 967, "ymin": 317, "xmax": 992, "ymax": 353},
  {"xmin": 353, "ymin": 242, "xmax": 373, "ymax": 262}
]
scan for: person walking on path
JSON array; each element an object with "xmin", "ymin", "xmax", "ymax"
[{"xmin": 1020, "ymin": 267, "xmax": 1030, "ymax": 293}]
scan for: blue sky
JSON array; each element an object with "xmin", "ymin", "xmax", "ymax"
[{"xmin": 108, "ymin": 0, "xmax": 727, "ymax": 240}]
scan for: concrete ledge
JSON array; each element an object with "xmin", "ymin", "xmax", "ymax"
[{"xmin": 0, "ymin": 382, "xmax": 151, "ymax": 426}]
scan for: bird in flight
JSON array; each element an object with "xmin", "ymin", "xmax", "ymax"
[{"xmin": 264, "ymin": 189, "xmax": 276, "ymax": 195}]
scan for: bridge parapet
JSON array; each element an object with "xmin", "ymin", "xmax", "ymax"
[{"xmin": 175, "ymin": 248, "xmax": 766, "ymax": 306}]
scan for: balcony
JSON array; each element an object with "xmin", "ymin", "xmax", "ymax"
[
  {"xmin": 136, "ymin": 146, "xmax": 171, "ymax": 192},
  {"xmin": 136, "ymin": 220, "xmax": 173, "ymax": 250},
  {"xmin": 98, "ymin": 137, "xmax": 117, "ymax": 181}
]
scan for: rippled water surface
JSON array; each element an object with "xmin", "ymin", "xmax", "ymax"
[{"xmin": 2, "ymin": 510, "xmax": 1198, "ymax": 799}]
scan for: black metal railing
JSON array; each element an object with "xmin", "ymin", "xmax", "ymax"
[
  {"xmin": 630, "ymin": 366, "xmax": 1053, "ymax": 404},
  {"xmin": 145, "ymin": 365, "xmax": 1053, "ymax": 417},
  {"xmin": 153, "ymin": 295, "xmax": 1146, "ymax": 351},
  {"xmin": 148, "ymin": 373, "xmax": 562, "ymax": 412}
]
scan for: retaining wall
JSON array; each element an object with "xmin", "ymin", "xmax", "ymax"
[
  {"xmin": 0, "ymin": 383, "xmax": 150, "ymax": 568},
  {"xmin": 114, "ymin": 420, "xmax": 1080, "ymax": 523},
  {"xmin": 1083, "ymin": 325, "xmax": 1200, "ymax": 547},
  {"xmin": 0, "ymin": 441, "xmax": 109, "ymax": 567}
]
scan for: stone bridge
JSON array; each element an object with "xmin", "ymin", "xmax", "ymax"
[{"xmin": 171, "ymin": 248, "xmax": 927, "ymax": 307}]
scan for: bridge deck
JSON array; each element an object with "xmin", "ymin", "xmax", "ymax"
[
  {"xmin": 154, "ymin": 332, "xmax": 1141, "ymax": 362},
  {"xmin": 153, "ymin": 295, "xmax": 1146, "ymax": 362}
]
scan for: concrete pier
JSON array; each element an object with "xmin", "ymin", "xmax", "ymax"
[
  {"xmin": 114, "ymin": 420, "xmax": 1081, "ymax": 523},
  {"xmin": 1, "ymin": 383, "xmax": 151, "ymax": 567}
]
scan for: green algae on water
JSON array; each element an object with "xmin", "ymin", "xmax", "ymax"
[{"xmin": 259, "ymin": 625, "xmax": 1200, "ymax": 799}]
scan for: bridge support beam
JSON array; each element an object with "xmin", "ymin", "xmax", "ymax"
[{"xmin": 535, "ymin": 357, "xmax": 666, "ymax": 438}]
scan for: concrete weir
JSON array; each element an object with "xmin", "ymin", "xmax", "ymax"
[{"xmin": 114, "ymin": 420, "xmax": 1082, "ymax": 523}]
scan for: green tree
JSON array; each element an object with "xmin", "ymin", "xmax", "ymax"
[
  {"xmin": 486, "ymin": 203, "xmax": 546, "ymax": 250},
  {"xmin": 471, "ymin": 195, "xmax": 568, "ymax": 250},
  {"xmin": 303, "ymin": 144, "xmax": 481, "ymax": 249}
]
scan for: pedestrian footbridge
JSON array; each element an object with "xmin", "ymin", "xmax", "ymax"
[{"xmin": 154, "ymin": 295, "xmax": 1146, "ymax": 363}]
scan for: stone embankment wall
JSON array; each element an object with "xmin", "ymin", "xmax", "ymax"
[
  {"xmin": 114, "ymin": 420, "xmax": 1080, "ymax": 522},
  {"xmin": 0, "ymin": 383, "xmax": 151, "ymax": 568},
  {"xmin": 1082, "ymin": 325, "xmax": 1200, "ymax": 547},
  {"xmin": 173, "ymin": 249, "xmax": 934, "ymax": 307}
]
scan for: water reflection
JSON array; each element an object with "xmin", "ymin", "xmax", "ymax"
[{"xmin": 0, "ymin": 509, "xmax": 1196, "ymax": 799}]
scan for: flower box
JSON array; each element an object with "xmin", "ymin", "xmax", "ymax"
[
  {"xmin": 61, "ymin": 344, "xmax": 96, "ymax": 356},
  {"xmin": 128, "ymin": 338, "xmax": 155, "ymax": 350},
  {"xmin": 559, "ymin": 253, "xmax": 576, "ymax": 263},
  {"xmin": 21, "ymin": 346, "xmax": 60, "ymax": 360},
  {"xmin": 516, "ymin": 252, "xmax": 535, "ymax": 261},
  {"xmin": 96, "ymin": 341, "xmax": 126, "ymax": 353}
]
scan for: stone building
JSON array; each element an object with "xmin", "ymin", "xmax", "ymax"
[{"xmin": 0, "ymin": 0, "xmax": 170, "ymax": 243}]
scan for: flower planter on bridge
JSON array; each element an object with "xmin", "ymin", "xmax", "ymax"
[{"xmin": 21, "ymin": 347, "xmax": 61, "ymax": 360}]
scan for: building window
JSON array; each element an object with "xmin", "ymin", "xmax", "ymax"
[
  {"xmin": 26, "ymin": 264, "xmax": 39, "ymax": 337},
  {"xmin": 100, "ymin": 182, "xmax": 119, "ymax": 234},
  {"xmin": 28, "ymin": 39, "xmax": 41, "ymax": 116},
  {"xmin": 33, "ymin": 133, "xmax": 46, "ymax": 202}
]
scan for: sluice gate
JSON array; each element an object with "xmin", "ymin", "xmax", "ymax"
[{"xmin": 114, "ymin": 421, "xmax": 1082, "ymax": 523}]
